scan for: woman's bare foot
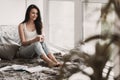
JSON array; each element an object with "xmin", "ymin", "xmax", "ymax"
[
  {"xmin": 56, "ymin": 62, "xmax": 63, "ymax": 67},
  {"xmin": 48, "ymin": 62, "xmax": 58, "ymax": 67}
]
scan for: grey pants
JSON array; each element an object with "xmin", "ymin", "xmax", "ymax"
[{"xmin": 17, "ymin": 42, "xmax": 50, "ymax": 59}]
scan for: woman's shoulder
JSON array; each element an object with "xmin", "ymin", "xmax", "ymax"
[
  {"xmin": 18, "ymin": 23, "xmax": 25, "ymax": 28},
  {"xmin": 18, "ymin": 23, "xmax": 26, "ymax": 30}
]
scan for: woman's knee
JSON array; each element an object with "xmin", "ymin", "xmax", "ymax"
[
  {"xmin": 31, "ymin": 42, "xmax": 42, "ymax": 48},
  {"xmin": 31, "ymin": 42, "xmax": 45, "ymax": 55}
]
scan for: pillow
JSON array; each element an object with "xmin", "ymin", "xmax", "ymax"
[
  {"xmin": 0, "ymin": 25, "xmax": 20, "ymax": 45},
  {"xmin": 0, "ymin": 44, "xmax": 20, "ymax": 60}
]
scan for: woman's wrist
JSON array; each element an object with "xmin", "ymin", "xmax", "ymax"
[{"xmin": 29, "ymin": 40, "xmax": 32, "ymax": 45}]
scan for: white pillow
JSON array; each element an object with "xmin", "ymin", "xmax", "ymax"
[{"xmin": 0, "ymin": 25, "xmax": 20, "ymax": 45}]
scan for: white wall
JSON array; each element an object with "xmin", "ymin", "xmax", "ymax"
[
  {"xmin": 0, "ymin": 0, "xmax": 25, "ymax": 25},
  {"xmin": 0, "ymin": 0, "xmax": 43, "ymax": 25}
]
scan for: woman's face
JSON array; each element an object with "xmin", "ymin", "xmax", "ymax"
[{"xmin": 29, "ymin": 8, "xmax": 38, "ymax": 21}]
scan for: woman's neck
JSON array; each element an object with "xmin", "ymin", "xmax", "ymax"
[{"xmin": 27, "ymin": 20, "xmax": 34, "ymax": 25}]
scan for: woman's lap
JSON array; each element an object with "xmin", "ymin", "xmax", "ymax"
[{"xmin": 18, "ymin": 42, "xmax": 50, "ymax": 58}]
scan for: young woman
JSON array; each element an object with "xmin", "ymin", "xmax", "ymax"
[{"xmin": 18, "ymin": 4, "xmax": 62, "ymax": 67}]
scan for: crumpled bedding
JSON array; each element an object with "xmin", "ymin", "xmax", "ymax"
[{"xmin": 0, "ymin": 53, "xmax": 63, "ymax": 80}]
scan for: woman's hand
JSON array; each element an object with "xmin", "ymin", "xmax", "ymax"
[
  {"xmin": 33, "ymin": 35, "xmax": 45, "ymax": 42},
  {"xmin": 40, "ymin": 35, "xmax": 45, "ymax": 42}
]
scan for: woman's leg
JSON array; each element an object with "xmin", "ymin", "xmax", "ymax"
[
  {"xmin": 41, "ymin": 42, "xmax": 62, "ymax": 65},
  {"xmin": 19, "ymin": 42, "xmax": 61, "ymax": 67},
  {"xmin": 18, "ymin": 44, "xmax": 36, "ymax": 58},
  {"xmin": 40, "ymin": 53, "xmax": 57, "ymax": 67},
  {"xmin": 33, "ymin": 42, "xmax": 59, "ymax": 67},
  {"xmin": 47, "ymin": 53, "xmax": 59, "ymax": 63},
  {"xmin": 18, "ymin": 42, "xmax": 46, "ymax": 58}
]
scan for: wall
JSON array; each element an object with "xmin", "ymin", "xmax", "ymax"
[
  {"xmin": 0, "ymin": 0, "xmax": 25, "ymax": 25},
  {"xmin": 0, "ymin": 0, "xmax": 43, "ymax": 25}
]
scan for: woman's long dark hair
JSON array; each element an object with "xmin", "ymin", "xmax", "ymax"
[{"xmin": 22, "ymin": 4, "xmax": 42, "ymax": 35}]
